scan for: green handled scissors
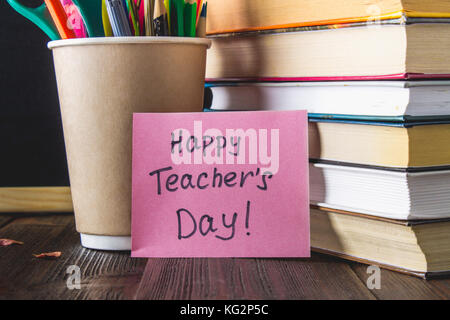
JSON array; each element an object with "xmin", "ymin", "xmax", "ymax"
[
  {"xmin": 7, "ymin": 0, "xmax": 105, "ymax": 39},
  {"xmin": 6, "ymin": 0, "xmax": 60, "ymax": 40}
]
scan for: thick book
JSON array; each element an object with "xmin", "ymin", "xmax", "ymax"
[
  {"xmin": 204, "ymin": 81, "xmax": 450, "ymax": 122},
  {"xmin": 206, "ymin": 23, "xmax": 450, "ymax": 81},
  {"xmin": 206, "ymin": 0, "xmax": 450, "ymax": 35},
  {"xmin": 311, "ymin": 206, "xmax": 450, "ymax": 279},
  {"xmin": 310, "ymin": 161, "xmax": 450, "ymax": 220},
  {"xmin": 311, "ymin": 120, "xmax": 450, "ymax": 168}
]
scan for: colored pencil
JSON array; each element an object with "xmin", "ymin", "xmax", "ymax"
[
  {"xmin": 169, "ymin": 0, "xmax": 178, "ymax": 35},
  {"xmin": 127, "ymin": 0, "xmax": 140, "ymax": 36},
  {"xmin": 153, "ymin": 0, "xmax": 168, "ymax": 36},
  {"xmin": 102, "ymin": 0, "xmax": 114, "ymax": 36},
  {"xmin": 184, "ymin": 0, "xmax": 196, "ymax": 37},
  {"xmin": 164, "ymin": 0, "xmax": 171, "ymax": 35},
  {"xmin": 144, "ymin": 0, "xmax": 154, "ymax": 35},
  {"xmin": 196, "ymin": 0, "xmax": 206, "ymax": 37},
  {"xmin": 175, "ymin": 0, "xmax": 184, "ymax": 36},
  {"xmin": 195, "ymin": 0, "xmax": 202, "ymax": 25}
]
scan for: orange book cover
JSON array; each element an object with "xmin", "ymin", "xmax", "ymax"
[{"xmin": 206, "ymin": 0, "xmax": 450, "ymax": 35}]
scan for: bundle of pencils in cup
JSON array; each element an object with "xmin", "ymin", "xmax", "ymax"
[
  {"xmin": 5, "ymin": 0, "xmax": 207, "ymax": 40},
  {"xmin": 106, "ymin": 0, "xmax": 207, "ymax": 37}
]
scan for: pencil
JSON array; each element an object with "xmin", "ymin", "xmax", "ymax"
[
  {"xmin": 145, "ymin": 0, "xmax": 155, "ymax": 35},
  {"xmin": 121, "ymin": 0, "xmax": 128, "ymax": 12},
  {"xmin": 175, "ymin": 0, "xmax": 184, "ymax": 36},
  {"xmin": 190, "ymin": 0, "xmax": 196, "ymax": 36},
  {"xmin": 169, "ymin": 0, "xmax": 178, "ymax": 36},
  {"xmin": 102, "ymin": 0, "xmax": 114, "ymax": 36},
  {"xmin": 127, "ymin": 0, "xmax": 140, "ymax": 36},
  {"xmin": 196, "ymin": 0, "xmax": 206, "ymax": 38},
  {"xmin": 164, "ymin": 0, "xmax": 171, "ymax": 35},
  {"xmin": 184, "ymin": 0, "xmax": 196, "ymax": 37},
  {"xmin": 153, "ymin": 0, "xmax": 168, "ymax": 36},
  {"xmin": 195, "ymin": 0, "xmax": 202, "ymax": 26}
]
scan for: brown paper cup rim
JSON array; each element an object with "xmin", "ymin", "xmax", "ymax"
[{"xmin": 48, "ymin": 36, "xmax": 212, "ymax": 50}]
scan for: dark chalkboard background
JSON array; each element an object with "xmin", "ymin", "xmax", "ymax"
[{"xmin": 0, "ymin": 1, "xmax": 69, "ymax": 186}]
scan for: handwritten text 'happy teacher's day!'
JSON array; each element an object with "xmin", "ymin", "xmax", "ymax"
[{"xmin": 148, "ymin": 121, "xmax": 280, "ymax": 241}]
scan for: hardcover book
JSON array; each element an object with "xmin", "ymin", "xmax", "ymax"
[
  {"xmin": 311, "ymin": 206, "xmax": 450, "ymax": 279},
  {"xmin": 310, "ymin": 162, "xmax": 450, "ymax": 220},
  {"xmin": 207, "ymin": 0, "xmax": 450, "ymax": 34},
  {"xmin": 204, "ymin": 81, "xmax": 450, "ymax": 122},
  {"xmin": 206, "ymin": 23, "xmax": 450, "ymax": 80},
  {"xmin": 308, "ymin": 120, "xmax": 450, "ymax": 168}
]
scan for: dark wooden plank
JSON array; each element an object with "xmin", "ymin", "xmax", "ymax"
[
  {"xmin": 0, "ymin": 212, "xmax": 73, "ymax": 230},
  {"xmin": 1, "ymin": 213, "xmax": 448, "ymax": 300},
  {"xmin": 256, "ymin": 255, "xmax": 376, "ymax": 300},
  {"xmin": 59, "ymin": 248, "xmax": 147, "ymax": 300},
  {"xmin": 0, "ymin": 214, "xmax": 146, "ymax": 300},
  {"xmin": 0, "ymin": 216, "xmax": 70, "ymax": 299},
  {"xmin": 350, "ymin": 262, "xmax": 448, "ymax": 300},
  {"xmin": 135, "ymin": 254, "xmax": 376, "ymax": 300},
  {"xmin": 10, "ymin": 212, "xmax": 77, "ymax": 226},
  {"xmin": 427, "ymin": 279, "xmax": 450, "ymax": 299},
  {"xmin": 0, "ymin": 213, "xmax": 15, "ymax": 228}
]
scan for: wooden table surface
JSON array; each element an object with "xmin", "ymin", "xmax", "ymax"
[{"xmin": 0, "ymin": 213, "xmax": 449, "ymax": 300}]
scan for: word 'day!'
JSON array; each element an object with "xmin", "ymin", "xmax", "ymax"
[{"xmin": 131, "ymin": 111, "xmax": 310, "ymax": 258}]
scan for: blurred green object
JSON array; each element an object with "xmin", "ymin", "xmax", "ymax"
[{"xmin": 6, "ymin": 0, "xmax": 60, "ymax": 40}]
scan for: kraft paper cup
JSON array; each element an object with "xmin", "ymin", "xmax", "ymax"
[{"xmin": 48, "ymin": 37, "xmax": 211, "ymax": 251}]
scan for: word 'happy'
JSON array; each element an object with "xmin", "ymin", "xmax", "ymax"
[{"xmin": 170, "ymin": 121, "xmax": 280, "ymax": 175}]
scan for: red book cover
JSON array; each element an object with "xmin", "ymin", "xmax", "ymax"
[{"xmin": 206, "ymin": 73, "xmax": 450, "ymax": 83}]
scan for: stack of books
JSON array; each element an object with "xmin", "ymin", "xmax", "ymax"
[{"xmin": 204, "ymin": 0, "xmax": 450, "ymax": 278}]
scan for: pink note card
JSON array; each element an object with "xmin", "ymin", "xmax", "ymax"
[{"xmin": 131, "ymin": 111, "xmax": 310, "ymax": 258}]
